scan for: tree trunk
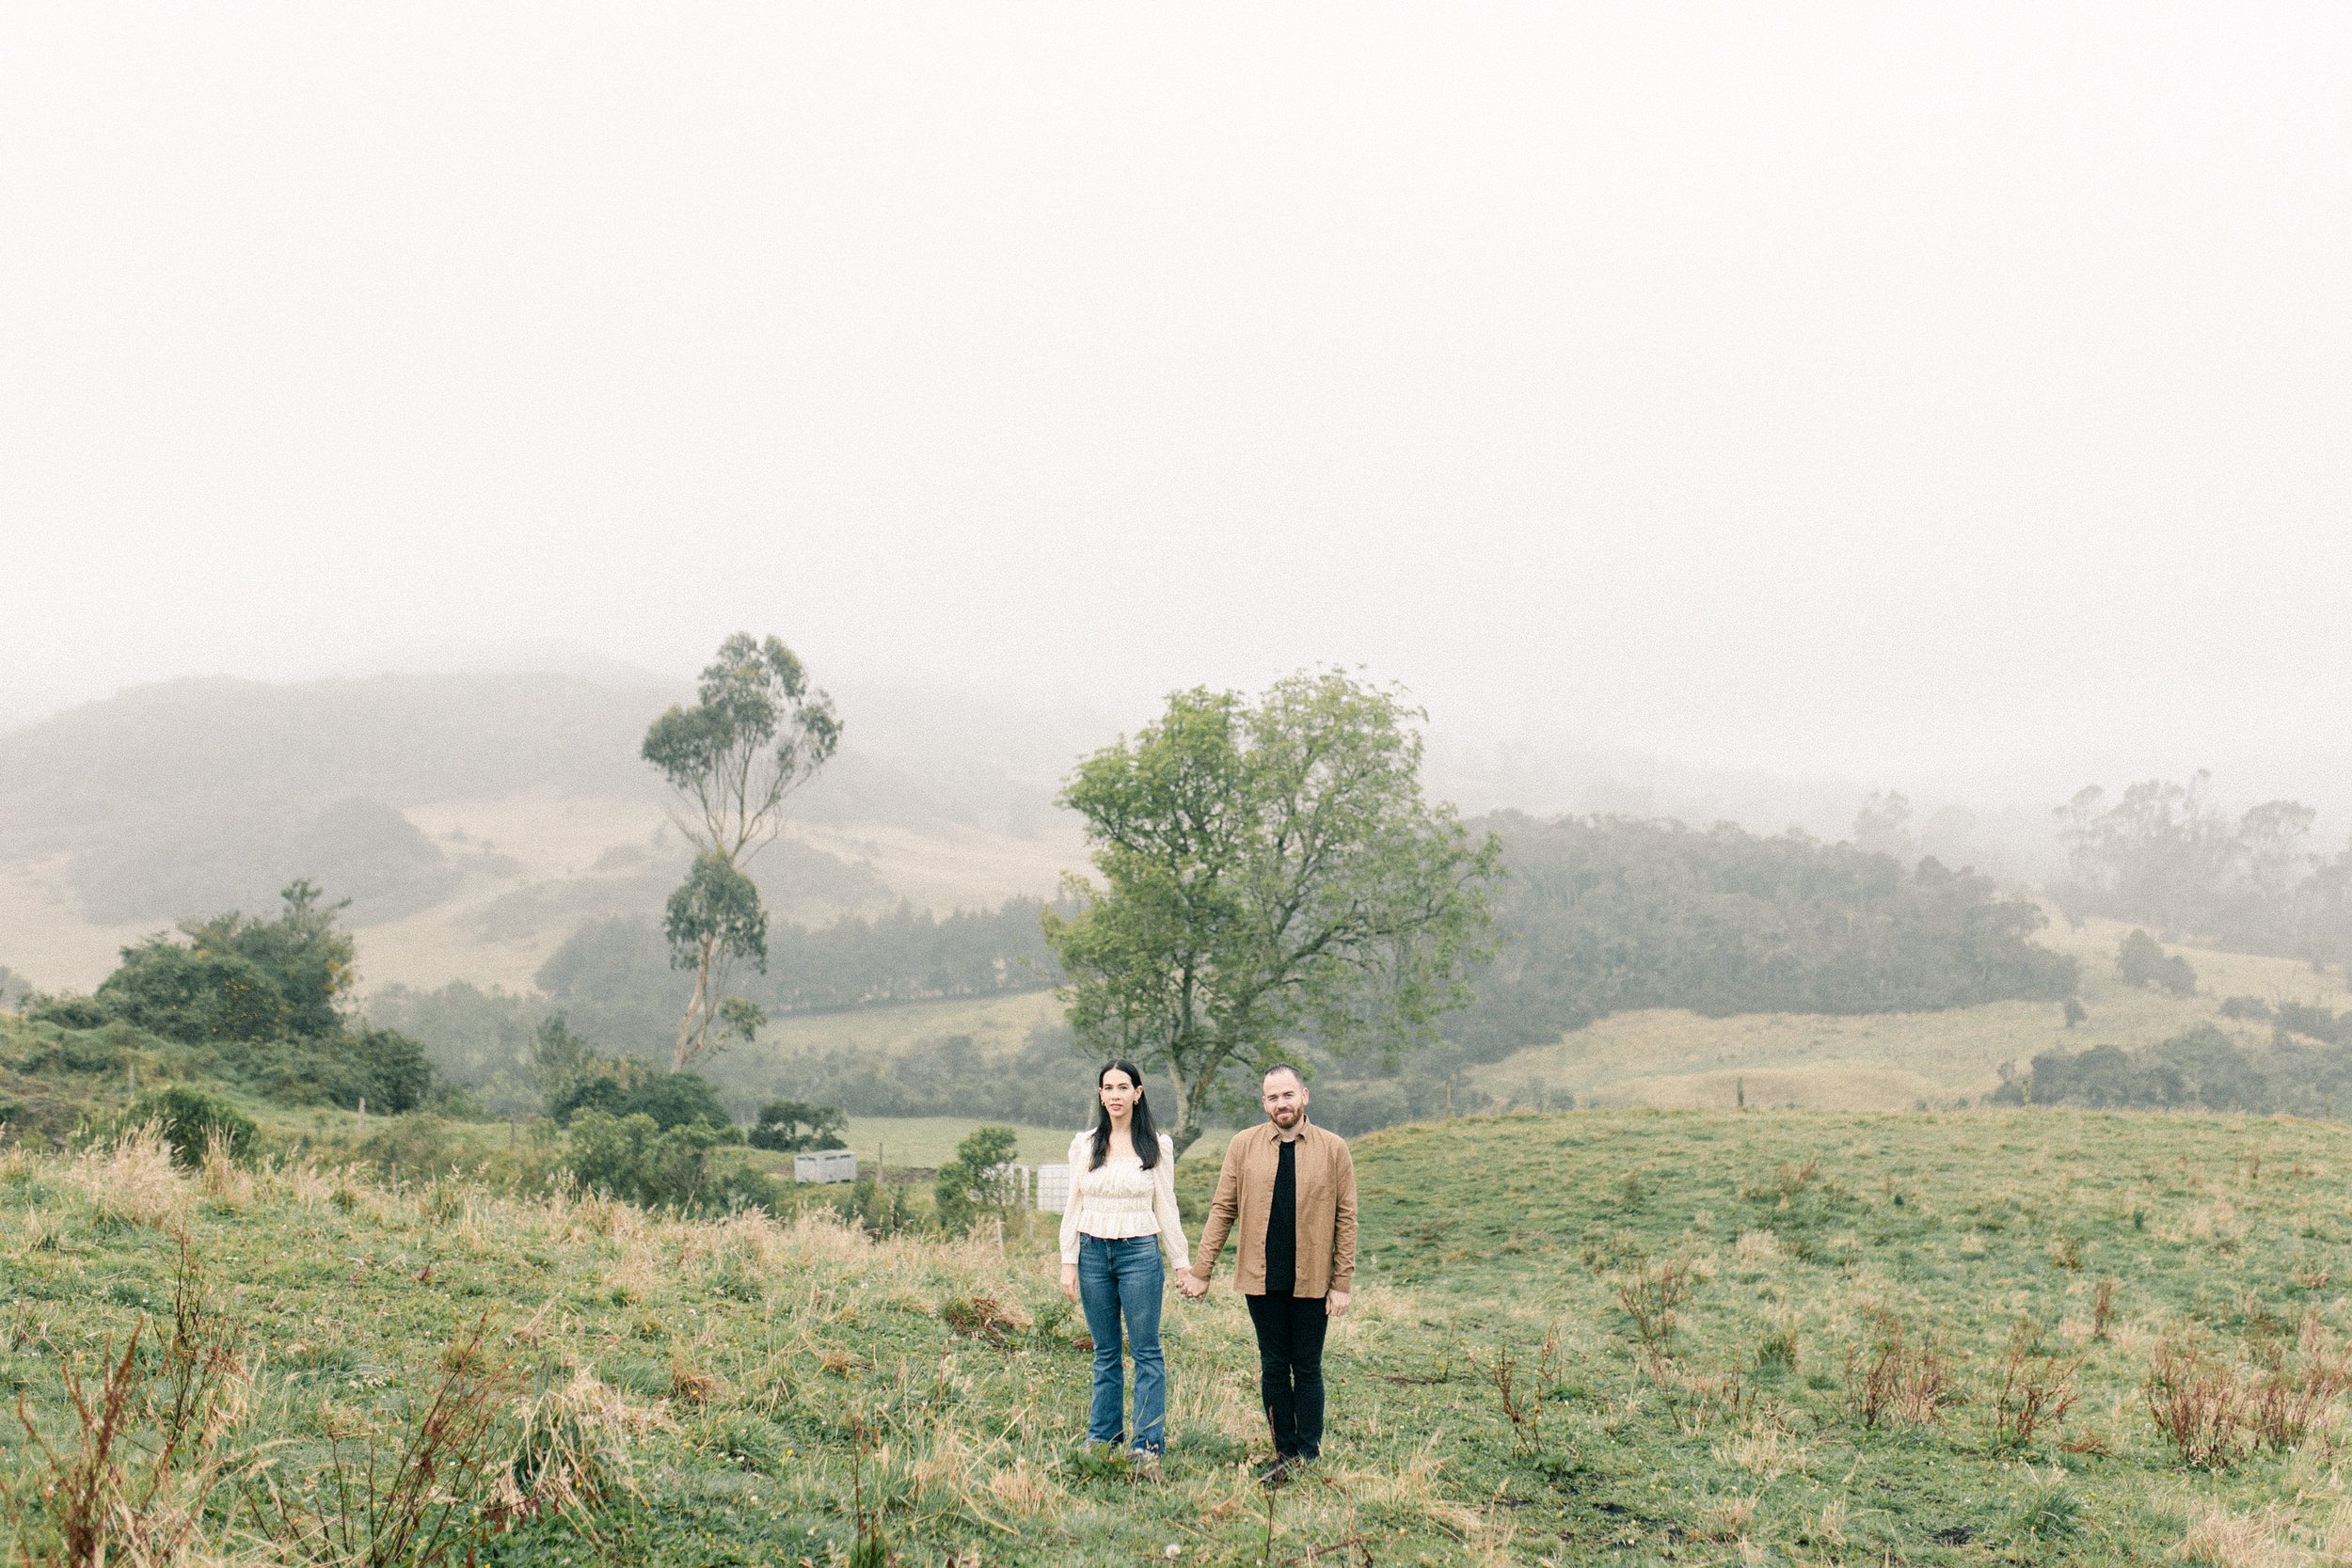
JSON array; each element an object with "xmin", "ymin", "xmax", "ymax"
[{"xmin": 673, "ymin": 935, "xmax": 718, "ymax": 1070}]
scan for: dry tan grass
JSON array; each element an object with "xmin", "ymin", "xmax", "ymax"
[
  {"xmin": 602, "ymin": 1245, "xmax": 657, "ymax": 1306},
  {"xmin": 984, "ymin": 1458, "xmax": 1064, "ymax": 1516},
  {"xmin": 1712, "ymin": 1421, "xmax": 1808, "ymax": 1481},
  {"xmin": 199, "ymin": 1129, "xmax": 253, "ymax": 1210},
  {"xmin": 1694, "ymin": 1494, "xmax": 1757, "ymax": 1542},
  {"xmin": 497, "ymin": 1366, "xmax": 659, "ymax": 1522},
  {"xmin": 2173, "ymin": 1502, "xmax": 2299, "ymax": 1568},
  {"xmin": 63, "ymin": 1123, "xmax": 189, "ymax": 1228}
]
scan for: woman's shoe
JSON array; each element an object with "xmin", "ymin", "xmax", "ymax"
[{"xmin": 1128, "ymin": 1448, "xmax": 1162, "ymax": 1480}]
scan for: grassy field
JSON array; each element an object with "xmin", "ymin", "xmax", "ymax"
[
  {"xmin": 14, "ymin": 1106, "xmax": 2352, "ymax": 1564},
  {"xmin": 1470, "ymin": 915, "xmax": 2352, "ymax": 1114},
  {"xmin": 755, "ymin": 990, "xmax": 1066, "ymax": 1062}
]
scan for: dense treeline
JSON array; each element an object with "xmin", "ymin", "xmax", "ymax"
[
  {"xmin": 2053, "ymin": 772, "xmax": 2352, "ymax": 967},
  {"xmin": 363, "ymin": 895, "xmax": 1073, "ymax": 1107},
  {"xmin": 1998, "ymin": 1004, "xmax": 2352, "ymax": 1116},
  {"xmin": 1450, "ymin": 812, "xmax": 2079, "ymax": 1059},
  {"xmin": 534, "ymin": 895, "xmax": 1070, "ymax": 1027}
]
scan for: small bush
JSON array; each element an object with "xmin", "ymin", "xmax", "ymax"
[
  {"xmin": 2117, "ymin": 929, "xmax": 2197, "ymax": 998},
  {"xmin": 933, "ymin": 1125, "xmax": 1021, "ymax": 1234},
  {"xmin": 126, "ymin": 1086, "xmax": 256, "ymax": 1169}
]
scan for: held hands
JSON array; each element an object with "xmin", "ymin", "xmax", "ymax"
[
  {"xmin": 1178, "ymin": 1269, "xmax": 1209, "ymax": 1300},
  {"xmin": 1326, "ymin": 1290, "xmax": 1351, "ymax": 1318},
  {"xmin": 1059, "ymin": 1264, "xmax": 1078, "ymax": 1304}
]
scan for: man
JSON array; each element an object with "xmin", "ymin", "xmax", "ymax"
[{"xmin": 1181, "ymin": 1064, "xmax": 1357, "ymax": 1486}]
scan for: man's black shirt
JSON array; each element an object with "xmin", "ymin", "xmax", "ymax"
[{"xmin": 1263, "ymin": 1137, "xmax": 1297, "ymax": 1294}]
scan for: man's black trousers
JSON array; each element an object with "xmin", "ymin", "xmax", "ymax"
[{"xmin": 1245, "ymin": 1291, "xmax": 1327, "ymax": 1460}]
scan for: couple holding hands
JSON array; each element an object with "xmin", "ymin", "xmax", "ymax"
[{"xmin": 1056, "ymin": 1059, "xmax": 1358, "ymax": 1486}]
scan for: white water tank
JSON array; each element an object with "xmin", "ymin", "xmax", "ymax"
[
  {"xmin": 794, "ymin": 1149, "xmax": 858, "ymax": 1184},
  {"xmin": 1035, "ymin": 1163, "xmax": 1073, "ymax": 1214}
]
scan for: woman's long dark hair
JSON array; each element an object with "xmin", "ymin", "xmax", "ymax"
[{"xmin": 1088, "ymin": 1058, "xmax": 1160, "ymax": 1170}]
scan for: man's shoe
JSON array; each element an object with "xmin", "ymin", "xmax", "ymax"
[{"xmin": 1255, "ymin": 1455, "xmax": 1297, "ymax": 1489}]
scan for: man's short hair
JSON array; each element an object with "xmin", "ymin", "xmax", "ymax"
[{"xmin": 1261, "ymin": 1063, "xmax": 1305, "ymax": 1088}]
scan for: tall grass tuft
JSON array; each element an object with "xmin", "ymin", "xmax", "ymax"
[
  {"xmin": 1843, "ymin": 1309, "xmax": 1953, "ymax": 1430},
  {"xmin": 2144, "ymin": 1329, "xmax": 2252, "ymax": 1469},
  {"xmin": 1613, "ymin": 1258, "xmax": 1693, "ymax": 1357},
  {"xmin": 1993, "ymin": 1319, "xmax": 2082, "ymax": 1451},
  {"xmin": 0, "ymin": 1233, "xmax": 254, "ymax": 1567},
  {"xmin": 246, "ymin": 1318, "xmax": 516, "ymax": 1566}
]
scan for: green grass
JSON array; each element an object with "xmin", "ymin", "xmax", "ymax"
[
  {"xmin": 751, "ymin": 990, "xmax": 1067, "ymax": 1060},
  {"xmin": 15, "ymin": 1104, "xmax": 2352, "ymax": 1564},
  {"xmin": 1470, "ymin": 914, "xmax": 2352, "ymax": 1113}
]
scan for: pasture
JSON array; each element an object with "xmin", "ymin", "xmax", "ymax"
[{"xmin": 10, "ymin": 1105, "xmax": 2352, "ymax": 1563}]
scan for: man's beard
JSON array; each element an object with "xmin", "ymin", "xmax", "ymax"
[{"xmin": 1269, "ymin": 1107, "xmax": 1300, "ymax": 1126}]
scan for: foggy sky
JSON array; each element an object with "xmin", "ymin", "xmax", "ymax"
[{"xmin": 6, "ymin": 5, "xmax": 2347, "ymax": 809}]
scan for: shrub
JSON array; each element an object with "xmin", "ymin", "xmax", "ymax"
[
  {"xmin": 563, "ymin": 1111, "xmax": 774, "ymax": 1213},
  {"xmin": 127, "ymin": 1087, "xmax": 256, "ymax": 1169},
  {"xmin": 933, "ymin": 1125, "xmax": 1021, "ymax": 1234},
  {"xmin": 2117, "ymin": 929, "xmax": 2197, "ymax": 998},
  {"xmin": 2219, "ymin": 995, "xmax": 2274, "ymax": 1022},
  {"xmin": 2275, "ymin": 1001, "xmax": 2349, "ymax": 1045},
  {"xmin": 97, "ymin": 942, "xmax": 290, "ymax": 1043},
  {"xmin": 2001, "ymin": 1023, "xmax": 2352, "ymax": 1117},
  {"xmin": 208, "ymin": 1024, "xmax": 432, "ymax": 1113},
  {"xmin": 747, "ymin": 1099, "xmax": 847, "ymax": 1152},
  {"xmin": 27, "ymin": 993, "xmax": 111, "ymax": 1031},
  {"xmin": 549, "ymin": 1060, "xmax": 734, "ymax": 1135}
]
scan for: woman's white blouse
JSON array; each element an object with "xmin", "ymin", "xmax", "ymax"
[{"xmin": 1057, "ymin": 1132, "xmax": 1191, "ymax": 1272}]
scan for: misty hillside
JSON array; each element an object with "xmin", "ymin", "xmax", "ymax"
[{"xmin": 0, "ymin": 667, "xmax": 1093, "ymax": 991}]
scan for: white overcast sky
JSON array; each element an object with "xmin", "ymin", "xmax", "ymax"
[{"xmin": 5, "ymin": 4, "xmax": 2347, "ymax": 801}]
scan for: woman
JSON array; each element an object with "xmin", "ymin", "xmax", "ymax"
[{"xmin": 1058, "ymin": 1059, "xmax": 1189, "ymax": 1470}]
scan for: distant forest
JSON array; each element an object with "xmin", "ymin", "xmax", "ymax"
[
  {"xmin": 1446, "ymin": 812, "xmax": 2079, "ymax": 1060},
  {"xmin": 2049, "ymin": 771, "xmax": 2352, "ymax": 967},
  {"xmin": 367, "ymin": 895, "xmax": 1072, "ymax": 1097}
]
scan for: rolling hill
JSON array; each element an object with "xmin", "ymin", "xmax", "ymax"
[{"xmin": 0, "ymin": 668, "xmax": 1091, "ymax": 993}]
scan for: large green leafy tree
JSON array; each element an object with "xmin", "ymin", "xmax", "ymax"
[
  {"xmin": 642, "ymin": 634, "xmax": 840, "ymax": 1069},
  {"xmin": 1044, "ymin": 670, "xmax": 1501, "ymax": 1155}
]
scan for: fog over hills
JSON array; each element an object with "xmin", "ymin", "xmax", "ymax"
[
  {"xmin": 5, "ymin": 656, "xmax": 2340, "ymax": 999},
  {"xmin": 0, "ymin": 664, "xmax": 1103, "ymax": 991}
]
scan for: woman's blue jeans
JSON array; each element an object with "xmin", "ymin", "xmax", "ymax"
[{"xmin": 1077, "ymin": 1234, "xmax": 1166, "ymax": 1453}]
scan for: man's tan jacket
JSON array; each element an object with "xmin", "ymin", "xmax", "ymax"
[{"xmin": 1193, "ymin": 1117, "xmax": 1358, "ymax": 1297}]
